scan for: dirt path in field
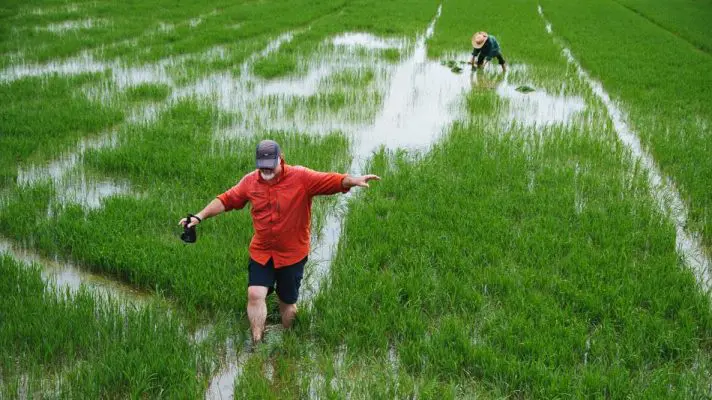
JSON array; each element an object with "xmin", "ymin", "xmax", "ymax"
[{"xmin": 538, "ymin": 4, "xmax": 712, "ymax": 293}]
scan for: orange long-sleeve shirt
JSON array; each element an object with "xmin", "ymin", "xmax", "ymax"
[{"xmin": 217, "ymin": 162, "xmax": 349, "ymax": 268}]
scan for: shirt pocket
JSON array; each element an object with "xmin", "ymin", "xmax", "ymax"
[
  {"xmin": 249, "ymin": 190, "xmax": 271, "ymax": 227},
  {"xmin": 275, "ymin": 185, "xmax": 306, "ymax": 227}
]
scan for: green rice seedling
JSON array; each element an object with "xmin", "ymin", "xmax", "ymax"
[
  {"xmin": 515, "ymin": 85, "xmax": 535, "ymax": 93},
  {"xmin": 313, "ymin": 117, "xmax": 712, "ymax": 396},
  {"xmin": 0, "ymin": 73, "xmax": 123, "ymax": 185},
  {"xmin": 0, "ymin": 0, "xmax": 357, "ymax": 66},
  {"xmin": 318, "ymin": 68, "xmax": 376, "ymax": 90},
  {"xmin": 0, "ymin": 255, "xmax": 216, "ymax": 398},
  {"xmin": 378, "ymin": 48, "xmax": 403, "ymax": 63},
  {"xmin": 615, "ymin": 0, "xmax": 712, "ymax": 53},
  {"xmin": 252, "ymin": 55, "xmax": 300, "ymax": 80},
  {"xmin": 122, "ymin": 82, "xmax": 171, "ymax": 102},
  {"xmin": 540, "ymin": 0, "xmax": 712, "ymax": 253},
  {"xmin": 4, "ymin": 0, "xmax": 710, "ymax": 396}
]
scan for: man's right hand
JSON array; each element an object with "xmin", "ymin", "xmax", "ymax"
[{"xmin": 178, "ymin": 215, "xmax": 201, "ymax": 228}]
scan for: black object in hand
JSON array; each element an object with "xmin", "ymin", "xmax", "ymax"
[{"xmin": 180, "ymin": 214, "xmax": 198, "ymax": 243}]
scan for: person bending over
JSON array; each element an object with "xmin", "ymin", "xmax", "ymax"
[{"xmin": 470, "ymin": 31, "xmax": 507, "ymax": 72}]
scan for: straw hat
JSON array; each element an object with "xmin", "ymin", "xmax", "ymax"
[{"xmin": 472, "ymin": 32, "xmax": 488, "ymax": 49}]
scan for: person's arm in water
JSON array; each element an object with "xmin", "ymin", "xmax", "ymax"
[{"xmin": 470, "ymin": 47, "xmax": 481, "ymax": 65}]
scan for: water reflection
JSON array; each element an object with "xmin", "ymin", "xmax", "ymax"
[
  {"xmin": 16, "ymin": 130, "xmax": 133, "ymax": 210},
  {"xmin": 0, "ymin": 238, "xmax": 149, "ymax": 304},
  {"xmin": 469, "ymin": 66, "xmax": 586, "ymax": 128}
]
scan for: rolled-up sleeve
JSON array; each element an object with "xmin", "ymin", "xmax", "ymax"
[
  {"xmin": 302, "ymin": 168, "xmax": 349, "ymax": 196},
  {"xmin": 217, "ymin": 175, "xmax": 250, "ymax": 211}
]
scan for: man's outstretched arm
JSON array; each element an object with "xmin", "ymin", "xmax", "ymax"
[
  {"xmin": 303, "ymin": 167, "xmax": 381, "ymax": 196},
  {"xmin": 342, "ymin": 174, "xmax": 381, "ymax": 189}
]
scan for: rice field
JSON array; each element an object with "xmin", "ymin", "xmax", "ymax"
[{"xmin": 1, "ymin": 0, "xmax": 711, "ymax": 398}]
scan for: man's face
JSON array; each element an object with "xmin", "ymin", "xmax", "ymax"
[{"xmin": 259, "ymin": 157, "xmax": 282, "ymax": 181}]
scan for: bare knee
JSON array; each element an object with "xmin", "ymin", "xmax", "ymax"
[{"xmin": 247, "ymin": 286, "xmax": 268, "ymax": 304}]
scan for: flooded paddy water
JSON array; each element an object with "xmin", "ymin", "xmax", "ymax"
[
  {"xmin": 0, "ymin": 239, "xmax": 150, "ymax": 305},
  {"xmin": 3, "ymin": 0, "xmax": 711, "ymax": 397},
  {"xmin": 15, "ymin": 129, "xmax": 133, "ymax": 210}
]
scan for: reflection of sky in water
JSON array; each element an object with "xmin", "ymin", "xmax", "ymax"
[
  {"xmin": 0, "ymin": 239, "xmax": 148, "ymax": 304},
  {"xmin": 0, "ymin": 52, "xmax": 174, "ymax": 88},
  {"xmin": 16, "ymin": 131, "xmax": 132, "ymax": 210},
  {"xmin": 39, "ymin": 19, "xmax": 108, "ymax": 34},
  {"xmin": 332, "ymin": 32, "xmax": 405, "ymax": 49},
  {"xmin": 495, "ymin": 81, "xmax": 585, "ymax": 128}
]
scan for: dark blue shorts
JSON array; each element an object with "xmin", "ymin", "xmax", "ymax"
[{"xmin": 248, "ymin": 257, "xmax": 306, "ymax": 304}]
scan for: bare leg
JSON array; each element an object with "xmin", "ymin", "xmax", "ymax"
[
  {"xmin": 279, "ymin": 300, "xmax": 298, "ymax": 329},
  {"xmin": 247, "ymin": 286, "xmax": 268, "ymax": 342}
]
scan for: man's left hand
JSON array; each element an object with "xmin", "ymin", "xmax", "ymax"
[{"xmin": 344, "ymin": 174, "xmax": 381, "ymax": 188}]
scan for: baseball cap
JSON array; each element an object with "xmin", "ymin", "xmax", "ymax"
[{"xmin": 256, "ymin": 139, "xmax": 281, "ymax": 169}]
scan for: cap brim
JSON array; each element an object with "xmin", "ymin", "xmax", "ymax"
[{"xmin": 256, "ymin": 158, "xmax": 279, "ymax": 169}]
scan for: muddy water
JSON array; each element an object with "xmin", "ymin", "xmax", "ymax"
[
  {"xmin": 0, "ymin": 238, "xmax": 150, "ymax": 304},
  {"xmin": 205, "ymin": 337, "xmax": 251, "ymax": 400},
  {"xmin": 494, "ymin": 80, "xmax": 585, "ymax": 128},
  {"xmin": 350, "ymin": 7, "xmax": 467, "ymax": 171},
  {"xmin": 15, "ymin": 130, "xmax": 132, "ymax": 210},
  {"xmin": 539, "ymin": 5, "xmax": 711, "ymax": 291},
  {"xmin": 301, "ymin": 198, "xmax": 346, "ymax": 304},
  {"xmin": 39, "ymin": 19, "xmax": 107, "ymax": 34},
  {"xmin": 0, "ymin": 52, "xmax": 174, "ymax": 88}
]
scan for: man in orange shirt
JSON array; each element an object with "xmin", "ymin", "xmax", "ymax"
[{"xmin": 179, "ymin": 139, "xmax": 380, "ymax": 342}]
